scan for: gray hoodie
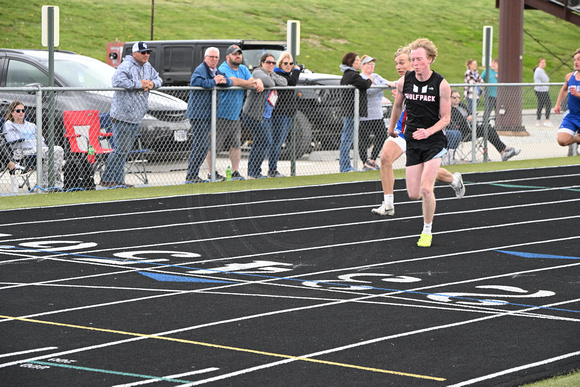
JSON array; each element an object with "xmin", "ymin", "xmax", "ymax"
[
  {"xmin": 242, "ymin": 66, "xmax": 287, "ymax": 122},
  {"xmin": 110, "ymin": 55, "xmax": 163, "ymax": 124}
]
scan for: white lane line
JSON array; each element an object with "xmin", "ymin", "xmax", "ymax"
[
  {"xmin": 2, "ymin": 170, "xmax": 576, "ymax": 226},
  {"xmin": 0, "ymin": 346, "xmax": 58, "ymax": 358},
  {"xmin": 111, "ymin": 367, "xmax": 220, "ymax": 387},
  {"xmin": 164, "ymin": 298, "xmax": 580, "ymax": 386},
  {"xmin": 447, "ymin": 350, "xmax": 580, "ymax": 386},
  {"xmin": 1, "ymin": 235, "xmax": 579, "ymax": 325},
  {"xmin": 1, "ymin": 237, "xmax": 579, "ymax": 342},
  {"xmin": 0, "ymin": 188, "xmax": 577, "ymax": 246},
  {"xmin": 1, "ymin": 201, "xmax": 577, "ymax": 265}
]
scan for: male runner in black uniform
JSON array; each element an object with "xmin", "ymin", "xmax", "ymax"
[{"xmin": 388, "ymin": 38, "xmax": 451, "ymax": 247}]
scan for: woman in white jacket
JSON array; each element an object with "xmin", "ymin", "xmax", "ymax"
[
  {"xmin": 534, "ymin": 58, "xmax": 552, "ymax": 126},
  {"xmin": 358, "ymin": 55, "xmax": 394, "ymax": 169},
  {"xmin": 2, "ymin": 100, "xmax": 64, "ymax": 190}
]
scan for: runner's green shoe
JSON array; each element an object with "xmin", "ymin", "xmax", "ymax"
[{"xmin": 417, "ymin": 233, "xmax": 432, "ymax": 247}]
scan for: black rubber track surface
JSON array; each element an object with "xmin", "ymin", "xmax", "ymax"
[{"xmin": 0, "ymin": 165, "xmax": 579, "ymax": 386}]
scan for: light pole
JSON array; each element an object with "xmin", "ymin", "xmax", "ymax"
[{"xmin": 150, "ymin": 0, "xmax": 155, "ymax": 40}]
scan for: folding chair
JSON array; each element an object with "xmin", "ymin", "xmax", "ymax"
[
  {"xmin": 455, "ymin": 118, "xmax": 492, "ymax": 163},
  {"xmin": 63, "ymin": 110, "xmax": 149, "ymax": 184},
  {"xmin": 63, "ymin": 110, "xmax": 112, "ymax": 177},
  {"xmin": 99, "ymin": 113, "xmax": 149, "ymax": 184}
]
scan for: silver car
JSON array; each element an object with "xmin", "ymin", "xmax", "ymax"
[{"xmin": 0, "ymin": 49, "xmax": 191, "ymax": 161}]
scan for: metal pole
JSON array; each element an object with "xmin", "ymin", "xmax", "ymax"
[
  {"xmin": 353, "ymin": 88, "xmax": 360, "ymax": 171},
  {"xmin": 47, "ymin": 7, "xmax": 55, "ymax": 188},
  {"xmin": 36, "ymin": 88, "xmax": 43, "ymax": 187},
  {"xmin": 290, "ymin": 23, "xmax": 297, "ymax": 177},
  {"xmin": 482, "ymin": 27, "xmax": 492, "ymax": 162},
  {"xmin": 210, "ymin": 89, "xmax": 216, "ymax": 180},
  {"xmin": 471, "ymin": 90, "xmax": 477, "ymax": 163}
]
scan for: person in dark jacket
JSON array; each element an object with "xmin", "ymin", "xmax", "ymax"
[
  {"xmin": 185, "ymin": 47, "xmax": 233, "ymax": 183},
  {"xmin": 449, "ymin": 89, "xmax": 520, "ymax": 161},
  {"xmin": 339, "ymin": 52, "xmax": 372, "ymax": 172},
  {"xmin": 269, "ymin": 52, "xmax": 301, "ymax": 177}
]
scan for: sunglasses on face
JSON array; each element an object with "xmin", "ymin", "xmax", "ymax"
[
  {"xmin": 139, "ymin": 51, "xmax": 151, "ymax": 55},
  {"xmin": 264, "ymin": 60, "xmax": 276, "ymax": 65},
  {"xmin": 14, "ymin": 109, "xmax": 25, "ymax": 113},
  {"xmin": 282, "ymin": 62, "xmax": 294, "ymax": 66}
]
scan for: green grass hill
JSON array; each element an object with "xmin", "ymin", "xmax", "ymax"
[{"xmin": 1, "ymin": 0, "xmax": 579, "ymax": 83}]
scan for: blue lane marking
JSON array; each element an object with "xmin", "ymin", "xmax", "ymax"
[
  {"xmin": 29, "ymin": 361, "xmax": 194, "ymax": 383},
  {"xmin": 138, "ymin": 271, "xmax": 232, "ymax": 283},
  {"xmin": 2, "ymin": 245, "xmax": 579, "ymax": 314},
  {"xmin": 496, "ymin": 250, "xmax": 580, "ymax": 260}
]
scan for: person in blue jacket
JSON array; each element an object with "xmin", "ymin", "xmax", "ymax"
[{"xmin": 185, "ymin": 47, "xmax": 233, "ymax": 183}]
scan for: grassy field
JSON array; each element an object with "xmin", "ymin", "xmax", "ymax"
[{"xmin": 1, "ymin": 0, "xmax": 579, "ymax": 83}]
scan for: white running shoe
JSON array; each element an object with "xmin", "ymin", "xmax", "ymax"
[
  {"xmin": 371, "ymin": 202, "xmax": 395, "ymax": 216},
  {"xmin": 452, "ymin": 172, "xmax": 465, "ymax": 199},
  {"xmin": 501, "ymin": 147, "xmax": 521, "ymax": 161}
]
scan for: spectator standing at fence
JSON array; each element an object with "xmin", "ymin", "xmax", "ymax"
[
  {"xmin": 101, "ymin": 42, "xmax": 162, "ymax": 188},
  {"xmin": 339, "ymin": 52, "xmax": 372, "ymax": 172},
  {"xmin": 449, "ymin": 89, "xmax": 520, "ymax": 161},
  {"xmin": 463, "ymin": 59, "xmax": 483, "ymax": 114},
  {"xmin": 373, "ymin": 46, "xmax": 464, "ymax": 218},
  {"xmin": 269, "ymin": 52, "xmax": 301, "ymax": 178},
  {"xmin": 242, "ymin": 53, "xmax": 287, "ymax": 179},
  {"xmin": 358, "ymin": 55, "xmax": 392, "ymax": 170},
  {"xmin": 185, "ymin": 47, "xmax": 232, "ymax": 183},
  {"xmin": 554, "ymin": 48, "xmax": 580, "ymax": 149},
  {"xmin": 2, "ymin": 101, "xmax": 64, "ymax": 190},
  {"xmin": 534, "ymin": 58, "xmax": 553, "ymax": 127},
  {"xmin": 388, "ymin": 38, "xmax": 452, "ymax": 248},
  {"xmin": 480, "ymin": 58, "xmax": 499, "ymax": 122},
  {"xmin": 215, "ymin": 45, "xmax": 264, "ymax": 180}
]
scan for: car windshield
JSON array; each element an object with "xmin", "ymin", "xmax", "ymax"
[
  {"xmin": 242, "ymin": 49, "xmax": 285, "ymax": 71},
  {"xmin": 39, "ymin": 55, "xmax": 116, "ymax": 88}
]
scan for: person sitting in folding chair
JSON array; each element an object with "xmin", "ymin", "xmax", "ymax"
[
  {"xmin": 2, "ymin": 100, "xmax": 64, "ymax": 190},
  {"xmin": 449, "ymin": 90, "xmax": 520, "ymax": 162}
]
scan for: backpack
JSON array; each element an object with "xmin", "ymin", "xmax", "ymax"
[{"xmin": 63, "ymin": 155, "xmax": 96, "ymax": 191}]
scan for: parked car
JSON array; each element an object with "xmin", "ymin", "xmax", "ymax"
[
  {"xmin": 295, "ymin": 72, "xmax": 392, "ymax": 152},
  {"xmin": 115, "ymin": 39, "xmax": 288, "ymax": 101},
  {"xmin": 0, "ymin": 48, "xmax": 191, "ymax": 161}
]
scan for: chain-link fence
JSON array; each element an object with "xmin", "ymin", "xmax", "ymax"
[{"xmin": 0, "ymin": 82, "xmax": 572, "ymax": 195}]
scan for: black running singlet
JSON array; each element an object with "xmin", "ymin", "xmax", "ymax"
[{"xmin": 402, "ymin": 70, "xmax": 446, "ymax": 144}]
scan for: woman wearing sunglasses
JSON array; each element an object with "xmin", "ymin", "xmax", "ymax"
[
  {"xmin": 2, "ymin": 100, "xmax": 64, "ymax": 190},
  {"xmin": 268, "ymin": 52, "xmax": 301, "ymax": 178},
  {"xmin": 242, "ymin": 53, "xmax": 288, "ymax": 179}
]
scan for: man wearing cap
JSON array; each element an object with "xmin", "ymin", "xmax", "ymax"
[
  {"xmin": 101, "ymin": 41, "xmax": 162, "ymax": 188},
  {"xmin": 212, "ymin": 44, "xmax": 264, "ymax": 179},
  {"xmin": 185, "ymin": 47, "xmax": 232, "ymax": 183}
]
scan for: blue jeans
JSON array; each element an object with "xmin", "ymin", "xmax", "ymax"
[
  {"xmin": 186, "ymin": 119, "xmax": 211, "ymax": 180},
  {"xmin": 339, "ymin": 117, "xmax": 355, "ymax": 172},
  {"xmin": 244, "ymin": 114, "xmax": 273, "ymax": 178},
  {"xmin": 270, "ymin": 114, "xmax": 292, "ymax": 173},
  {"xmin": 101, "ymin": 120, "xmax": 139, "ymax": 183},
  {"xmin": 467, "ymin": 98, "xmax": 480, "ymax": 116},
  {"xmin": 445, "ymin": 129, "xmax": 462, "ymax": 150}
]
